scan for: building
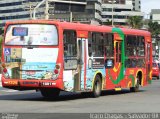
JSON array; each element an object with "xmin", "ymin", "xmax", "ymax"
[
  {"xmin": 132, "ymin": 0, "xmax": 141, "ymax": 11},
  {"xmin": 0, "ymin": 0, "xmax": 144, "ymax": 27},
  {"xmin": 0, "ymin": 0, "xmax": 102, "ymax": 26},
  {"xmin": 102, "ymin": 0, "xmax": 143, "ymax": 26},
  {"xmin": 0, "ymin": 0, "xmax": 86, "ymax": 27},
  {"xmin": 49, "ymin": 0, "xmax": 101, "ymax": 25},
  {"xmin": 0, "ymin": 0, "xmax": 35, "ymax": 27},
  {"xmin": 150, "ymin": 9, "xmax": 160, "ymax": 24}
]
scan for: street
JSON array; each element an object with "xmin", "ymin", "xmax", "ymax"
[{"xmin": 0, "ymin": 79, "xmax": 160, "ymax": 113}]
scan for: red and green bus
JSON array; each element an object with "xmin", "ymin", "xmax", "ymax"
[{"xmin": 1, "ymin": 20, "xmax": 152, "ymax": 98}]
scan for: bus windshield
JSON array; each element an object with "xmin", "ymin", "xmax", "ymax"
[{"xmin": 5, "ymin": 24, "xmax": 58, "ymax": 46}]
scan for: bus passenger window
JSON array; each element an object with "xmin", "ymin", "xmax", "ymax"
[
  {"xmin": 104, "ymin": 33, "xmax": 114, "ymax": 57},
  {"xmin": 125, "ymin": 35, "xmax": 137, "ymax": 56},
  {"xmin": 104, "ymin": 33, "xmax": 114, "ymax": 68},
  {"xmin": 63, "ymin": 30, "xmax": 77, "ymax": 70},
  {"xmin": 125, "ymin": 35, "xmax": 145, "ymax": 68},
  {"xmin": 88, "ymin": 32, "xmax": 104, "ymax": 57},
  {"xmin": 137, "ymin": 36, "xmax": 145, "ymax": 56},
  {"xmin": 63, "ymin": 30, "xmax": 77, "ymax": 57}
]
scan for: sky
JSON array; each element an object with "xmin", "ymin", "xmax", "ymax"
[{"xmin": 141, "ymin": 0, "xmax": 159, "ymax": 14}]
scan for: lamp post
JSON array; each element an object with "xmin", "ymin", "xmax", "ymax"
[
  {"xmin": 69, "ymin": 0, "xmax": 72, "ymax": 22},
  {"xmin": 108, "ymin": 0, "xmax": 116, "ymax": 26}
]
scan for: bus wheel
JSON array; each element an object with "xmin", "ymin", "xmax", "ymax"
[
  {"xmin": 157, "ymin": 75, "xmax": 160, "ymax": 80},
  {"xmin": 40, "ymin": 88, "xmax": 60, "ymax": 98},
  {"xmin": 92, "ymin": 75, "xmax": 102, "ymax": 98},
  {"xmin": 130, "ymin": 76, "xmax": 140, "ymax": 92}
]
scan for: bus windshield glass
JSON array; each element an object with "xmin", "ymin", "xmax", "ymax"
[{"xmin": 5, "ymin": 24, "xmax": 58, "ymax": 46}]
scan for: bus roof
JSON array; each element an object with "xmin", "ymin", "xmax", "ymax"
[{"xmin": 5, "ymin": 20, "xmax": 151, "ymax": 37}]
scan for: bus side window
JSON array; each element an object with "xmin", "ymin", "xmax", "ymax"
[
  {"xmin": 125, "ymin": 35, "xmax": 145, "ymax": 68},
  {"xmin": 88, "ymin": 32, "xmax": 105, "ymax": 69},
  {"xmin": 104, "ymin": 33, "xmax": 114, "ymax": 68},
  {"xmin": 88, "ymin": 32, "xmax": 104, "ymax": 57},
  {"xmin": 88, "ymin": 32, "xmax": 92, "ymax": 57},
  {"xmin": 137, "ymin": 36, "xmax": 145, "ymax": 56},
  {"xmin": 63, "ymin": 30, "xmax": 77, "ymax": 70}
]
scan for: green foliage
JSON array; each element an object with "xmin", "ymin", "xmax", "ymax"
[
  {"xmin": 0, "ymin": 27, "xmax": 4, "ymax": 58},
  {"xmin": 0, "ymin": 36, "xmax": 2, "ymax": 57},
  {"xmin": 103, "ymin": 19, "xmax": 112, "ymax": 25},
  {"xmin": 127, "ymin": 16, "xmax": 143, "ymax": 29},
  {"xmin": 0, "ymin": 27, "xmax": 4, "ymax": 35},
  {"xmin": 148, "ymin": 21, "xmax": 160, "ymax": 37}
]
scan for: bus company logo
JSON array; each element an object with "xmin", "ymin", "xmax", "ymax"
[{"xmin": 40, "ymin": 37, "xmax": 48, "ymax": 44}]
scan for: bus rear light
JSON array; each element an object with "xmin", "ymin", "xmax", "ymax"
[
  {"xmin": 51, "ymin": 64, "xmax": 61, "ymax": 80},
  {"xmin": 54, "ymin": 69, "xmax": 59, "ymax": 74},
  {"xmin": 2, "ymin": 63, "xmax": 6, "ymax": 68},
  {"xmin": 2, "ymin": 68, "xmax": 10, "ymax": 79},
  {"xmin": 3, "ymin": 68, "xmax": 8, "ymax": 73},
  {"xmin": 55, "ymin": 64, "xmax": 60, "ymax": 69},
  {"xmin": 1, "ymin": 63, "xmax": 10, "ymax": 78}
]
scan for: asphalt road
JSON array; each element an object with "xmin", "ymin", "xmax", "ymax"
[{"xmin": 0, "ymin": 78, "xmax": 160, "ymax": 114}]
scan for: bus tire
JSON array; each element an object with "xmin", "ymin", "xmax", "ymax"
[
  {"xmin": 130, "ymin": 76, "xmax": 140, "ymax": 92},
  {"xmin": 92, "ymin": 75, "xmax": 102, "ymax": 98},
  {"xmin": 40, "ymin": 88, "xmax": 60, "ymax": 98}
]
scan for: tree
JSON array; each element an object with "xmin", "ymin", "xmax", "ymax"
[
  {"xmin": 127, "ymin": 16, "xmax": 143, "ymax": 29},
  {"xmin": 0, "ymin": 36, "xmax": 2, "ymax": 64},
  {"xmin": 103, "ymin": 19, "xmax": 112, "ymax": 26},
  {"xmin": 0, "ymin": 27, "xmax": 4, "ymax": 35},
  {"xmin": 0, "ymin": 26, "xmax": 3, "ymax": 60},
  {"xmin": 148, "ymin": 21, "xmax": 160, "ymax": 37}
]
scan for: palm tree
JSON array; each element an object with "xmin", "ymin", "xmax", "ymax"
[
  {"xmin": 148, "ymin": 21, "xmax": 160, "ymax": 37},
  {"xmin": 127, "ymin": 16, "xmax": 143, "ymax": 29}
]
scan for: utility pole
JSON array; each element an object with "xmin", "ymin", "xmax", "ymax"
[
  {"xmin": 69, "ymin": 0, "xmax": 72, "ymax": 22},
  {"xmin": 108, "ymin": 0, "xmax": 116, "ymax": 26},
  {"xmin": 45, "ymin": 0, "xmax": 49, "ymax": 20},
  {"xmin": 23, "ymin": 1, "xmax": 36, "ymax": 19}
]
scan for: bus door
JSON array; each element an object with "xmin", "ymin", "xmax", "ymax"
[
  {"xmin": 74, "ymin": 31, "xmax": 88, "ymax": 91},
  {"xmin": 105, "ymin": 33, "xmax": 124, "ymax": 89},
  {"xmin": 115, "ymin": 41, "xmax": 122, "ymax": 87},
  {"xmin": 63, "ymin": 30, "xmax": 87, "ymax": 92},
  {"xmin": 74, "ymin": 38, "xmax": 87, "ymax": 91},
  {"xmin": 146, "ymin": 42, "xmax": 151, "ymax": 81}
]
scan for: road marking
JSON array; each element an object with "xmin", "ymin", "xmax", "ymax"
[{"xmin": 1, "ymin": 89, "xmax": 18, "ymax": 93}]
